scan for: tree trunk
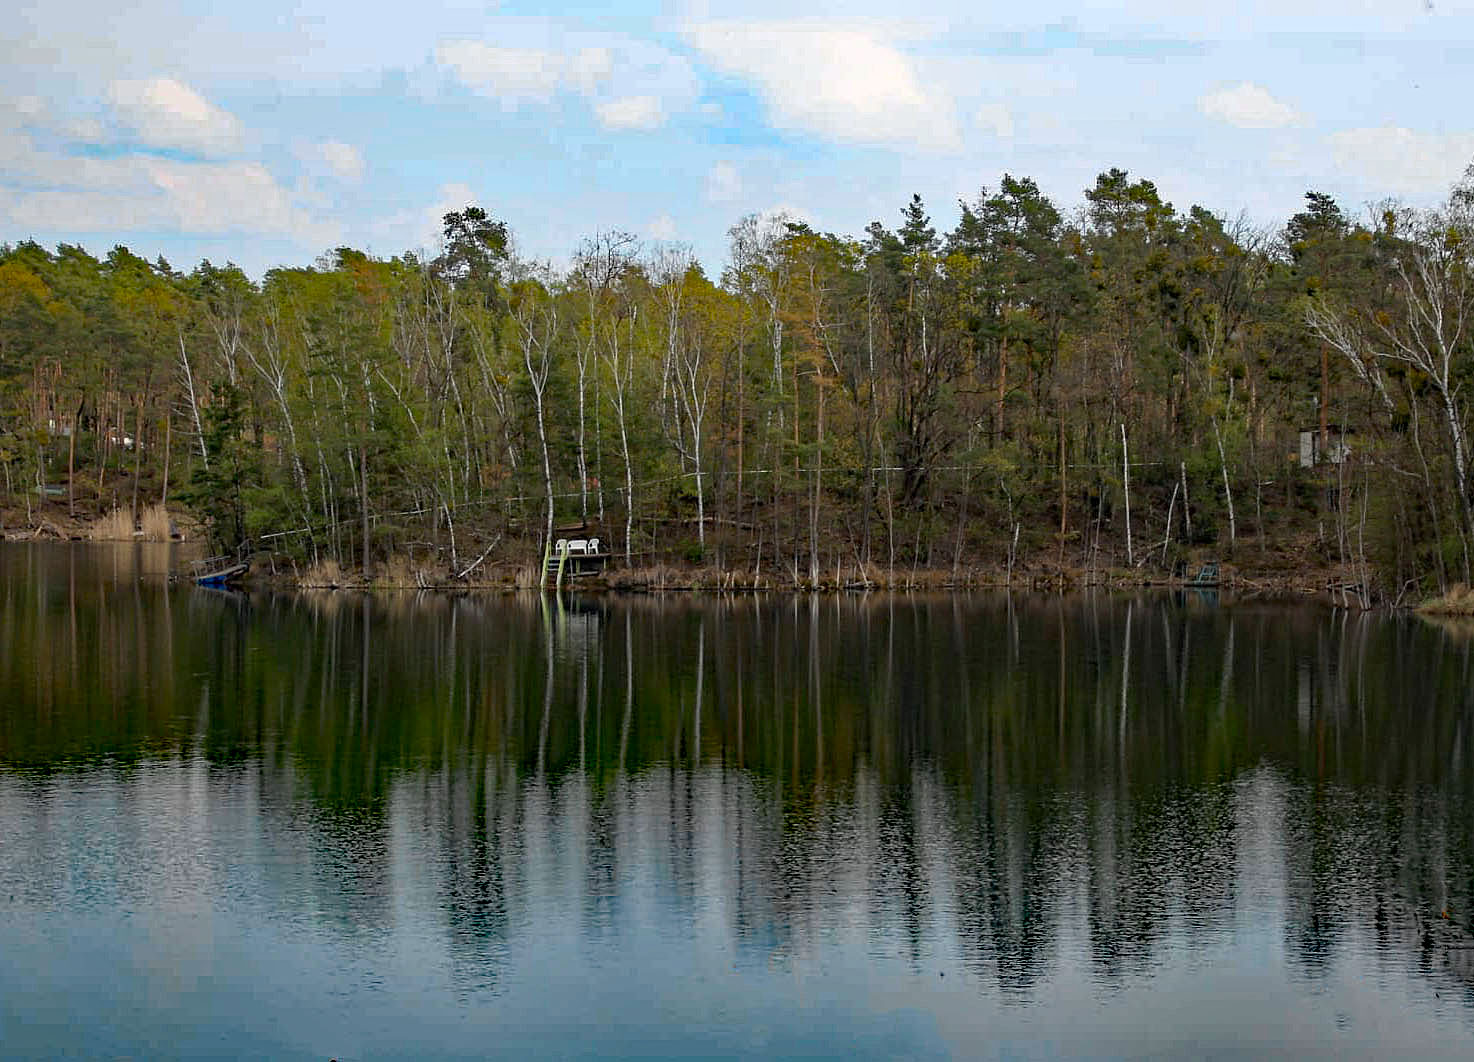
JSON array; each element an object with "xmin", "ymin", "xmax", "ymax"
[
  {"xmin": 533, "ymin": 385, "xmax": 554, "ymax": 548},
  {"xmin": 1438, "ymin": 387, "xmax": 1474, "ymax": 583},
  {"xmin": 178, "ymin": 333, "xmax": 208, "ymax": 470},
  {"xmin": 621, "ymin": 419, "xmax": 634, "ymax": 564},
  {"xmin": 360, "ymin": 441, "xmax": 371, "ymax": 578},
  {"xmin": 809, "ymin": 375, "xmax": 823, "ymax": 583},
  {"xmin": 131, "ymin": 394, "xmax": 145, "ymax": 519},
  {"xmin": 96, "ymin": 391, "xmax": 108, "ymax": 501},
  {"xmin": 1320, "ymin": 345, "xmax": 1329, "ymax": 451},
  {"xmin": 1057, "ymin": 407, "xmax": 1067, "ymax": 567},
  {"xmin": 1180, "ymin": 460, "xmax": 1193, "ymax": 540},
  {"xmin": 1213, "ymin": 417, "xmax": 1235, "ymax": 548},
  {"xmin": 67, "ymin": 398, "xmax": 81, "ymax": 517},
  {"xmin": 996, "ymin": 331, "xmax": 1007, "ymax": 441},
  {"xmin": 576, "ymin": 356, "xmax": 588, "ymax": 523},
  {"xmin": 1121, "ymin": 422, "xmax": 1133, "ymax": 567},
  {"xmin": 160, "ymin": 410, "xmax": 171, "ymax": 506},
  {"xmin": 1161, "ymin": 479, "xmax": 1179, "ymax": 566}
]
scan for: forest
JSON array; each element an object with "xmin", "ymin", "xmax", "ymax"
[{"xmin": 1, "ymin": 167, "xmax": 1472, "ymax": 599}]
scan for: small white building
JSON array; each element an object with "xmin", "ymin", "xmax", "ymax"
[{"xmin": 1298, "ymin": 428, "xmax": 1351, "ymax": 469}]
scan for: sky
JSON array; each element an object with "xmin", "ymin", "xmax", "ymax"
[{"xmin": 4, "ymin": 1, "xmax": 1474, "ymax": 276}]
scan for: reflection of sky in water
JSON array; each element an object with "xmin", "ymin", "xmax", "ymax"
[
  {"xmin": 2, "ymin": 760, "xmax": 1473, "ymax": 1060},
  {"xmin": 2, "ymin": 545, "xmax": 1474, "ymax": 1057}
]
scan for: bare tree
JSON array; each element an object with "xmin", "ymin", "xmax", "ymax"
[
  {"xmin": 509, "ymin": 262, "xmax": 562, "ymax": 546},
  {"xmin": 573, "ymin": 232, "xmax": 638, "ymax": 525},
  {"xmin": 1307, "ymin": 190, "xmax": 1474, "ymax": 582}
]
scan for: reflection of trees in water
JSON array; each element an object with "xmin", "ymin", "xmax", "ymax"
[
  {"xmin": 948, "ymin": 784, "xmax": 1063, "ymax": 992},
  {"xmin": 4, "ymin": 548, "xmax": 1474, "ymax": 999},
  {"xmin": 1280, "ymin": 781, "xmax": 1474, "ymax": 1004},
  {"xmin": 306, "ymin": 804, "xmax": 395, "ymax": 936},
  {"xmin": 416, "ymin": 755, "xmax": 519, "ymax": 996}
]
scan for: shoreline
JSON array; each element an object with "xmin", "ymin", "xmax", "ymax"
[
  {"xmin": 0, "ymin": 505, "xmax": 1449, "ymax": 610},
  {"xmin": 268, "ymin": 559, "xmax": 1357, "ymax": 605}
]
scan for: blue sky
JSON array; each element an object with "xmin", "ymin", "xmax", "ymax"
[{"xmin": 4, "ymin": 1, "xmax": 1473, "ymax": 276}]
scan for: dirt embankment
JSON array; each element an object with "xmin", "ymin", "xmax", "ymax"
[
  {"xmin": 2, "ymin": 502, "xmax": 185, "ymax": 543},
  {"xmin": 1, "ymin": 507, "xmax": 91, "ymax": 541}
]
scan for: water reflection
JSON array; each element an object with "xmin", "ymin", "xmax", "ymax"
[{"xmin": 2, "ymin": 544, "xmax": 1474, "ymax": 1057}]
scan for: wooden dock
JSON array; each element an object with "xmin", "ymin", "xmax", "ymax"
[
  {"xmin": 542, "ymin": 536, "xmax": 610, "ymax": 589},
  {"xmin": 1186, "ymin": 560, "xmax": 1220, "ymax": 587},
  {"xmin": 186, "ymin": 555, "xmax": 250, "ymax": 588}
]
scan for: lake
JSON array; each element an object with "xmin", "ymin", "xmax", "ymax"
[{"xmin": 1, "ymin": 543, "xmax": 1472, "ymax": 1059}]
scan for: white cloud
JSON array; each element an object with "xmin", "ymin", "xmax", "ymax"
[
  {"xmin": 975, "ymin": 103, "xmax": 1014, "ymax": 139},
  {"xmin": 436, "ymin": 32, "xmax": 699, "ymax": 130},
  {"xmin": 62, "ymin": 117, "xmax": 108, "ymax": 142},
  {"xmin": 298, "ymin": 139, "xmax": 365, "ymax": 182},
  {"xmin": 0, "ymin": 117, "xmax": 333, "ymax": 243},
  {"xmin": 647, "ymin": 213, "xmax": 677, "ymax": 241},
  {"xmin": 107, "ymin": 77, "xmax": 244, "ymax": 154},
  {"xmin": 1199, "ymin": 82, "xmax": 1299, "ymax": 129},
  {"xmin": 705, "ymin": 161, "xmax": 742, "ymax": 202},
  {"xmin": 1, "ymin": 93, "xmax": 107, "ymax": 146},
  {"xmin": 320, "ymin": 140, "xmax": 365, "ymax": 181},
  {"xmin": 1328, "ymin": 126, "xmax": 1474, "ymax": 196},
  {"xmin": 13, "ymin": 96, "xmax": 48, "ymax": 122},
  {"xmin": 0, "ymin": 160, "xmax": 331, "ymax": 241},
  {"xmin": 435, "ymin": 41, "xmax": 610, "ymax": 106},
  {"xmin": 144, "ymin": 161, "xmax": 307, "ymax": 232},
  {"xmin": 682, "ymin": 20, "xmax": 960, "ymax": 152},
  {"xmin": 595, "ymin": 95, "xmax": 664, "ymax": 131}
]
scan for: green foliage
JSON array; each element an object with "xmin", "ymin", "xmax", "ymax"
[
  {"xmin": 2, "ymin": 177, "xmax": 1471, "ymax": 592},
  {"xmin": 177, "ymin": 383, "xmax": 262, "ymax": 553}
]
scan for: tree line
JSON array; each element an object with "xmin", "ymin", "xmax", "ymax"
[{"xmin": 2, "ymin": 168, "xmax": 1472, "ymax": 595}]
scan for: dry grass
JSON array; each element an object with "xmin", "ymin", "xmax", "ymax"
[
  {"xmin": 372, "ymin": 555, "xmax": 433, "ymax": 589},
  {"xmin": 299, "ymin": 558, "xmax": 351, "ymax": 589},
  {"xmin": 608, "ymin": 565, "xmax": 866, "ymax": 591},
  {"xmin": 138, "ymin": 503, "xmax": 173, "ymax": 542},
  {"xmin": 1420, "ymin": 583, "xmax": 1474, "ymax": 615},
  {"xmin": 598, "ymin": 561, "xmax": 1077, "ymax": 593},
  {"xmin": 511, "ymin": 563, "xmax": 543, "ymax": 589},
  {"xmin": 89, "ymin": 508, "xmax": 135, "ymax": 541},
  {"xmin": 291, "ymin": 552, "xmax": 523, "ymax": 591}
]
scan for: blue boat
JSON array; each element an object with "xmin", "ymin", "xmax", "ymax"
[{"xmin": 189, "ymin": 557, "xmax": 249, "ymax": 587}]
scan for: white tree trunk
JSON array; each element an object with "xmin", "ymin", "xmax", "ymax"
[
  {"xmin": 1121, "ymin": 422, "xmax": 1133, "ymax": 567},
  {"xmin": 1213, "ymin": 417, "xmax": 1236, "ymax": 546}
]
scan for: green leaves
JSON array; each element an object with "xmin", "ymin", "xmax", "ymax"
[{"xmin": 178, "ymin": 382, "xmax": 261, "ymax": 553}]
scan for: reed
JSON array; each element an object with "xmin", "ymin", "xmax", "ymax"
[
  {"xmin": 1420, "ymin": 583, "xmax": 1474, "ymax": 616},
  {"xmin": 299, "ymin": 558, "xmax": 349, "ymax": 588},
  {"xmin": 371, "ymin": 555, "xmax": 428, "ymax": 589},
  {"xmin": 511, "ymin": 563, "xmax": 542, "ymax": 589},
  {"xmin": 89, "ymin": 508, "xmax": 135, "ymax": 541},
  {"xmin": 138, "ymin": 504, "xmax": 172, "ymax": 542}
]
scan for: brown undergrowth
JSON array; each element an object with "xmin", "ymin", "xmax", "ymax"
[
  {"xmin": 85, "ymin": 504, "xmax": 177, "ymax": 542},
  {"xmin": 1419, "ymin": 583, "xmax": 1474, "ymax": 616},
  {"xmin": 88, "ymin": 508, "xmax": 136, "ymax": 541},
  {"xmin": 257, "ymin": 542, "xmax": 1347, "ymax": 599},
  {"xmin": 138, "ymin": 504, "xmax": 173, "ymax": 541}
]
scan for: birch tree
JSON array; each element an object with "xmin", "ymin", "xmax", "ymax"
[{"xmin": 1307, "ymin": 189, "xmax": 1474, "ymax": 582}]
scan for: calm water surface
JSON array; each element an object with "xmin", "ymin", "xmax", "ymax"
[{"xmin": 2, "ymin": 543, "xmax": 1474, "ymax": 1059}]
